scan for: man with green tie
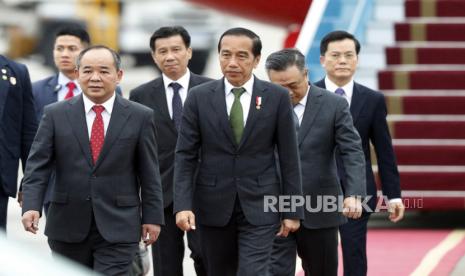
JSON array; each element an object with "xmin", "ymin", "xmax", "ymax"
[{"xmin": 173, "ymin": 27, "xmax": 303, "ymax": 276}]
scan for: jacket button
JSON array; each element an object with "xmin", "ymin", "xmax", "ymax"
[{"xmin": 86, "ymin": 196, "xmax": 91, "ymax": 201}]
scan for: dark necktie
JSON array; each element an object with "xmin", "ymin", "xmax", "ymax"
[
  {"xmin": 170, "ymin": 82, "xmax": 183, "ymax": 131},
  {"xmin": 335, "ymin": 88, "xmax": 345, "ymax": 96},
  {"xmin": 230, "ymin": 87, "xmax": 246, "ymax": 144},
  {"xmin": 90, "ymin": 105, "xmax": 105, "ymax": 164},
  {"xmin": 65, "ymin": 81, "xmax": 76, "ymax": 99},
  {"xmin": 292, "ymin": 108, "xmax": 300, "ymax": 132}
]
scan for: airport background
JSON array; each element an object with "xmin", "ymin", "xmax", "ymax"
[{"xmin": 1, "ymin": 0, "xmax": 465, "ymax": 275}]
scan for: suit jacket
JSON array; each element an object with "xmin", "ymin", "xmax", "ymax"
[
  {"xmin": 129, "ymin": 73, "xmax": 212, "ymax": 208},
  {"xmin": 30, "ymin": 75, "xmax": 124, "ymax": 204},
  {"xmin": 298, "ymin": 85, "xmax": 365, "ymax": 229},
  {"xmin": 314, "ymin": 79, "xmax": 401, "ymax": 210},
  {"xmin": 21, "ymin": 94, "xmax": 164, "ymax": 243},
  {"xmin": 0, "ymin": 55, "xmax": 37, "ymax": 197},
  {"xmin": 173, "ymin": 77, "xmax": 303, "ymax": 227}
]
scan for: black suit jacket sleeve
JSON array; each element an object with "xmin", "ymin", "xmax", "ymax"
[
  {"xmin": 275, "ymin": 90, "xmax": 304, "ymax": 220},
  {"xmin": 17, "ymin": 64, "xmax": 38, "ymax": 172},
  {"xmin": 371, "ymin": 94, "xmax": 401, "ymax": 199},
  {"xmin": 334, "ymin": 97, "xmax": 366, "ymax": 197},
  {"xmin": 21, "ymin": 106, "xmax": 55, "ymax": 215},
  {"xmin": 137, "ymin": 111, "xmax": 164, "ymax": 225},
  {"xmin": 173, "ymin": 90, "xmax": 200, "ymax": 213}
]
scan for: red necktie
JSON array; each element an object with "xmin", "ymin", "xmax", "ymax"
[
  {"xmin": 65, "ymin": 82, "xmax": 76, "ymax": 99},
  {"xmin": 90, "ymin": 105, "xmax": 105, "ymax": 164}
]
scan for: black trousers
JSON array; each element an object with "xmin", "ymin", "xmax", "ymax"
[
  {"xmin": 48, "ymin": 216, "xmax": 138, "ymax": 276},
  {"xmin": 339, "ymin": 212, "xmax": 371, "ymax": 276},
  {"xmin": 199, "ymin": 198, "xmax": 279, "ymax": 276},
  {"xmin": 268, "ymin": 226, "xmax": 339, "ymax": 276},
  {"xmin": 0, "ymin": 189, "xmax": 8, "ymax": 230},
  {"xmin": 151, "ymin": 203, "xmax": 206, "ymax": 276}
]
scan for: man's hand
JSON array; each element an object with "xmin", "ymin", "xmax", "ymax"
[
  {"xmin": 388, "ymin": 201, "xmax": 405, "ymax": 223},
  {"xmin": 343, "ymin": 196, "xmax": 362, "ymax": 219},
  {"xmin": 176, "ymin": 210, "xmax": 196, "ymax": 231},
  {"xmin": 22, "ymin": 210, "xmax": 40, "ymax": 234},
  {"xmin": 141, "ymin": 224, "xmax": 161, "ymax": 246},
  {"xmin": 276, "ymin": 219, "xmax": 300, "ymax": 237},
  {"xmin": 17, "ymin": 191, "xmax": 23, "ymax": 207}
]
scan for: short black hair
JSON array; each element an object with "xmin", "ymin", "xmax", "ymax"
[
  {"xmin": 55, "ymin": 25, "xmax": 91, "ymax": 45},
  {"xmin": 149, "ymin": 26, "xmax": 191, "ymax": 52},
  {"xmin": 265, "ymin": 48, "xmax": 306, "ymax": 73},
  {"xmin": 218, "ymin": 27, "xmax": 262, "ymax": 57},
  {"xmin": 76, "ymin": 45, "xmax": 121, "ymax": 71},
  {"xmin": 320, "ymin": 30, "xmax": 360, "ymax": 56}
]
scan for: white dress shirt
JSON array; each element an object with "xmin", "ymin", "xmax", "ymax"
[
  {"xmin": 163, "ymin": 71, "xmax": 191, "ymax": 119},
  {"xmin": 293, "ymin": 86, "xmax": 309, "ymax": 126},
  {"xmin": 57, "ymin": 72, "xmax": 82, "ymax": 101},
  {"xmin": 324, "ymin": 77, "xmax": 354, "ymax": 106},
  {"xmin": 224, "ymin": 76, "xmax": 254, "ymax": 126},
  {"xmin": 82, "ymin": 93, "xmax": 115, "ymax": 139}
]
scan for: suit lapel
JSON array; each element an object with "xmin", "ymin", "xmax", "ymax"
[
  {"xmin": 93, "ymin": 95, "xmax": 130, "ymax": 170},
  {"xmin": 238, "ymin": 77, "xmax": 266, "ymax": 149},
  {"xmin": 66, "ymin": 95, "xmax": 93, "ymax": 168},
  {"xmin": 350, "ymin": 83, "xmax": 367, "ymax": 124},
  {"xmin": 0, "ymin": 58, "xmax": 9, "ymax": 116},
  {"xmin": 45, "ymin": 75, "xmax": 60, "ymax": 102},
  {"xmin": 298, "ymin": 85, "xmax": 323, "ymax": 145},
  {"xmin": 209, "ymin": 79, "xmax": 236, "ymax": 147}
]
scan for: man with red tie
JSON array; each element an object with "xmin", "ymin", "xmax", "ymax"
[{"xmin": 21, "ymin": 45, "xmax": 164, "ymax": 275}]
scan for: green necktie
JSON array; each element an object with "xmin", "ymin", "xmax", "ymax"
[{"xmin": 230, "ymin": 87, "xmax": 246, "ymax": 144}]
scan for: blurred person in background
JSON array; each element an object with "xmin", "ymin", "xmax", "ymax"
[
  {"xmin": 18, "ymin": 25, "xmax": 90, "ymax": 215},
  {"xmin": 130, "ymin": 25, "xmax": 211, "ymax": 276},
  {"xmin": 315, "ymin": 30, "xmax": 404, "ymax": 276},
  {"xmin": 0, "ymin": 54, "xmax": 37, "ymax": 231}
]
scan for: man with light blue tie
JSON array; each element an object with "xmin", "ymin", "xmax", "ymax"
[{"xmin": 315, "ymin": 30, "xmax": 405, "ymax": 276}]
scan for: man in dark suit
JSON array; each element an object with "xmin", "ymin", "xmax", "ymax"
[
  {"xmin": 130, "ymin": 26, "xmax": 210, "ymax": 276},
  {"xmin": 174, "ymin": 28, "xmax": 303, "ymax": 276},
  {"xmin": 21, "ymin": 45, "xmax": 164, "ymax": 275},
  {"xmin": 315, "ymin": 30, "xmax": 405, "ymax": 276},
  {"xmin": 0, "ymin": 55, "xmax": 37, "ymax": 231},
  {"xmin": 20, "ymin": 26, "xmax": 90, "ymax": 214},
  {"xmin": 266, "ymin": 48, "xmax": 365, "ymax": 276}
]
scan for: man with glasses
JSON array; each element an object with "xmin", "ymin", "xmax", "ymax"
[{"xmin": 315, "ymin": 30, "xmax": 405, "ymax": 276}]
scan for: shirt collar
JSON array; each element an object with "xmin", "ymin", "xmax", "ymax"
[
  {"xmin": 224, "ymin": 75, "xmax": 254, "ymax": 96},
  {"xmin": 296, "ymin": 86, "xmax": 310, "ymax": 108},
  {"xmin": 162, "ymin": 70, "xmax": 191, "ymax": 91},
  {"xmin": 324, "ymin": 77, "xmax": 354, "ymax": 99},
  {"xmin": 57, "ymin": 72, "xmax": 81, "ymax": 93},
  {"xmin": 82, "ymin": 92, "xmax": 116, "ymax": 115}
]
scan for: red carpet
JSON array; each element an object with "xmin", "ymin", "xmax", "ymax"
[
  {"xmin": 394, "ymin": 144, "xmax": 465, "ymax": 165},
  {"xmin": 406, "ymin": 0, "xmax": 465, "ymax": 17},
  {"xmin": 390, "ymin": 120, "xmax": 465, "ymax": 139},
  {"xmin": 296, "ymin": 229, "xmax": 465, "ymax": 275},
  {"xmin": 386, "ymin": 46, "xmax": 465, "ymax": 65},
  {"xmin": 386, "ymin": 94, "xmax": 465, "ymax": 114},
  {"xmin": 379, "ymin": 70, "xmax": 465, "ymax": 90},
  {"xmin": 395, "ymin": 22, "xmax": 465, "ymax": 42},
  {"xmin": 430, "ymin": 233, "xmax": 465, "ymax": 275}
]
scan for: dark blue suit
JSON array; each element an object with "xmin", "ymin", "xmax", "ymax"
[
  {"xmin": 0, "ymin": 55, "xmax": 38, "ymax": 230},
  {"xmin": 315, "ymin": 79, "xmax": 401, "ymax": 276},
  {"xmin": 31, "ymin": 75, "xmax": 122, "ymax": 213}
]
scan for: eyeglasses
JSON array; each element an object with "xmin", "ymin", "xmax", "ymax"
[{"xmin": 326, "ymin": 52, "xmax": 357, "ymax": 61}]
